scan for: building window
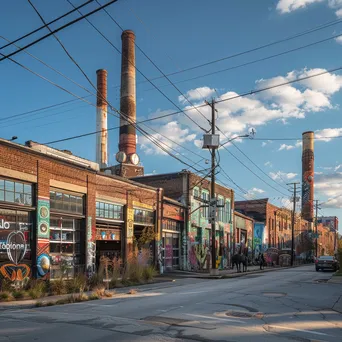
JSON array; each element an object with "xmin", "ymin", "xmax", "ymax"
[
  {"xmin": 50, "ymin": 190, "xmax": 83, "ymax": 214},
  {"xmin": 0, "ymin": 178, "xmax": 32, "ymax": 206},
  {"xmin": 96, "ymin": 201, "xmax": 123, "ymax": 220},
  {"xmin": 201, "ymin": 191, "xmax": 209, "ymax": 218},
  {"xmin": 49, "ymin": 217, "xmax": 83, "ymax": 279},
  {"xmin": 217, "ymin": 196, "xmax": 224, "ymax": 222},
  {"xmin": 134, "ymin": 209, "xmax": 154, "ymax": 225},
  {"xmin": 162, "ymin": 219, "xmax": 182, "ymax": 232},
  {"xmin": 225, "ymin": 199, "xmax": 231, "ymax": 223},
  {"xmin": 193, "ymin": 187, "xmax": 200, "ymax": 199}
]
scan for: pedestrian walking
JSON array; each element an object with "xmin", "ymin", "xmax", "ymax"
[{"xmin": 260, "ymin": 253, "xmax": 265, "ymax": 270}]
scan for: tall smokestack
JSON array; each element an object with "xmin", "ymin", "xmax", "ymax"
[
  {"xmin": 96, "ymin": 69, "xmax": 108, "ymax": 168},
  {"xmin": 302, "ymin": 131, "xmax": 314, "ymax": 222},
  {"xmin": 119, "ymin": 30, "xmax": 137, "ymax": 158},
  {"xmin": 113, "ymin": 30, "xmax": 143, "ymax": 178}
]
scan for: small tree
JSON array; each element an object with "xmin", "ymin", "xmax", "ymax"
[{"xmin": 133, "ymin": 227, "xmax": 158, "ymax": 250}]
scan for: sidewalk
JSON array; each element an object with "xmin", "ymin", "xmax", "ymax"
[{"xmin": 162, "ymin": 264, "xmax": 309, "ymax": 279}]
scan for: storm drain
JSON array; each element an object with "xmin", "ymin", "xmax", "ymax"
[{"xmin": 262, "ymin": 292, "xmax": 287, "ymax": 297}]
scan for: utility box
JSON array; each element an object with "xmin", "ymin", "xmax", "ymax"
[{"xmin": 202, "ymin": 134, "xmax": 220, "ymax": 149}]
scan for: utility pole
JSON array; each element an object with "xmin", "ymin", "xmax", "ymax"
[
  {"xmin": 287, "ymin": 182, "xmax": 300, "ymax": 266},
  {"xmin": 204, "ymin": 98, "xmax": 219, "ymax": 276},
  {"xmin": 314, "ymin": 200, "xmax": 321, "ymax": 258}
]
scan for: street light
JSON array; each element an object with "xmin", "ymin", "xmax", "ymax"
[{"xmin": 219, "ymin": 133, "xmax": 252, "ymax": 148}]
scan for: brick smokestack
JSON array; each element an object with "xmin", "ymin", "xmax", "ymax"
[
  {"xmin": 302, "ymin": 131, "xmax": 314, "ymax": 222},
  {"xmin": 96, "ymin": 69, "xmax": 108, "ymax": 168},
  {"xmin": 119, "ymin": 30, "xmax": 137, "ymax": 157}
]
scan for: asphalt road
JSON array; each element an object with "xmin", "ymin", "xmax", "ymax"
[{"xmin": 0, "ymin": 265, "xmax": 341, "ymax": 342}]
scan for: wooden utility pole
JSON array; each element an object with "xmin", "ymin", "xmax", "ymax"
[
  {"xmin": 287, "ymin": 182, "xmax": 300, "ymax": 266},
  {"xmin": 314, "ymin": 200, "xmax": 320, "ymax": 258}
]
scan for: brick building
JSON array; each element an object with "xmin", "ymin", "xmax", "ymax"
[
  {"xmin": 233, "ymin": 211, "xmax": 254, "ymax": 258},
  {"xmin": 235, "ymin": 199, "xmax": 310, "ymax": 258},
  {"xmin": 0, "ymin": 138, "xmax": 186, "ymax": 282},
  {"xmin": 133, "ymin": 171, "xmax": 234, "ymax": 271}
]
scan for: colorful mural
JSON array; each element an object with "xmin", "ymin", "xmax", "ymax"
[
  {"xmin": 0, "ymin": 209, "xmax": 32, "ymax": 281},
  {"xmin": 36, "ymin": 197, "xmax": 50, "ymax": 279},
  {"xmin": 253, "ymin": 223, "xmax": 265, "ymax": 255},
  {"xmin": 86, "ymin": 216, "xmax": 95, "ymax": 277}
]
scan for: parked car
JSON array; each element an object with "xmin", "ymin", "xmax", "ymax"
[{"xmin": 315, "ymin": 256, "xmax": 340, "ymax": 272}]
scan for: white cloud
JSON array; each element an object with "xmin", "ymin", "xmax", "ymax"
[
  {"xmin": 276, "ymin": 0, "xmax": 324, "ymax": 13},
  {"xmin": 139, "ymin": 121, "xmax": 197, "ymax": 155},
  {"xmin": 277, "ymin": 0, "xmax": 342, "ymax": 16},
  {"xmin": 315, "ymin": 127, "xmax": 342, "ymax": 141},
  {"xmin": 246, "ymin": 187, "xmax": 266, "ymax": 199},
  {"xmin": 178, "ymin": 87, "xmax": 215, "ymax": 103},
  {"xmin": 145, "ymin": 68, "xmax": 341, "ymax": 159},
  {"xmin": 315, "ymin": 171, "xmax": 342, "ymax": 208},
  {"xmin": 265, "ymin": 161, "xmax": 273, "ymax": 167},
  {"xmin": 335, "ymin": 35, "xmax": 342, "ymax": 44},
  {"xmin": 270, "ymin": 171, "xmax": 298, "ymax": 181},
  {"xmin": 279, "ymin": 144, "xmax": 295, "ymax": 151},
  {"xmin": 278, "ymin": 140, "xmax": 302, "ymax": 151}
]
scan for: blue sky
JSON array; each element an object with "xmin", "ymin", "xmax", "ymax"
[{"xmin": 1, "ymin": 0, "xmax": 342, "ymax": 230}]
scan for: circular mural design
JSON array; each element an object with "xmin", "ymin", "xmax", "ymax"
[
  {"xmin": 40, "ymin": 206, "xmax": 49, "ymax": 219},
  {"xmin": 37, "ymin": 253, "xmax": 50, "ymax": 277},
  {"xmin": 39, "ymin": 223, "xmax": 48, "ymax": 234}
]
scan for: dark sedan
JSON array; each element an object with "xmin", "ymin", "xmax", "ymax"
[{"xmin": 315, "ymin": 256, "xmax": 340, "ymax": 272}]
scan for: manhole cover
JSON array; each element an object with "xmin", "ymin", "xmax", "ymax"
[
  {"xmin": 226, "ymin": 311, "xmax": 253, "ymax": 318},
  {"xmin": 263, "ymin": 292, "xmax": 287, "ymax": 297},
  {"xmin": 315, "ymin": 279, "xmax": 328, "ymax": 283}
]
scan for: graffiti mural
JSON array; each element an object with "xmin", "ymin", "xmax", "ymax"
[
  {"xmin": 0, "ymin": 209, "xmax": 32, "ymax": 281},
  {"xmin": 86, "ymin": 216, "xmax": 96, "ymax": 277},
  {"xmin": 36, "ymin": 197, "xmax": 50, "ymax": 279},
  {"xmin": 253, "ymin": 223, "xmax": 265, "ymax": 255}
]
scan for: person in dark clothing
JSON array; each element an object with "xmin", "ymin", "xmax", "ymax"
[{"xmin": 259, "ymin": 253, "xmax": 265, "ymax": 270}]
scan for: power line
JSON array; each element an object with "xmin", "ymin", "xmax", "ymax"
[
  {"xmin": 252, "ymin": 136, "xmax": 342, "ymax": 141},
  {"xmin": 0, "ymin": 0, "xmax": 118, "ymax": 63},
  {"xmin": 27, "ymin": 0, "xmax": 98, "ymax": 95},
  {"xmin": 0, "ymin": 0, "xmax": 95, "ymax": 51},
  {"xmin": 221, "ymin": 144, "xmax": 289, "ymax": 197},
  {"xmin": 141, "ymin": 31, "xmax": 342, "ymax": 92},
  {"xmin": 67, "ymin": 0, "xmax": 208, "ymax": 133},
  {"xmin": 229, "ymin": 140, "xmax": 290, "ymax": 192},
  {"xmin": 42, "ymin": 62, "xmax": 342, "ymax": 145}
]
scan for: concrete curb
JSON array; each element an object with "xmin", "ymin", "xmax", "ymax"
[{"xmin": 0, "ymin": 278, "xmax": 175, "ymax": 311}]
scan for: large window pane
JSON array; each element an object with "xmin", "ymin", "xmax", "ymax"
[
  {"xmin": 0, "ymin": 190, "xmax": 4, "ymax": 201},
  {"xmin": 24, "ymin": 184, "xmax": 31, "ymax": 194},
  {"xmin": 0, "ymin": 180, "xmax": 4, "ymax": 189},
  {"xmin": 15, "ymin": 183, "xmax": 24, "ymax": 193},
  {"xmin": 5, "ymin": 191, "xmax": 14, "ymax": 202},
  {"xmin": 5, "ymin": 180, "xmax": 14, "ymax": 191},
  {"xmin": 96, "ymin": 201, "xmax": 123, "ymax": 220}
]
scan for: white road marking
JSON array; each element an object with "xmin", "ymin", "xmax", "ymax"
[
  {"xmin": 186, "ymin": 313, "xmax": 244, "ymax": 324},
  {"xmin": 178, "ymin": 291, "xmax": 208, "ymax": 295},
  {"xmin": 267, "ymin": 324, "xmax": 331, "ymax": 337}
]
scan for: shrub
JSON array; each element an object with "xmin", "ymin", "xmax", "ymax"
[
  {"xmin": 94, "ymin": 286, "xmax": 106, "ymax": 298},
  {"xmin": 0, "ymin": 291, "xmax": 12, "ymax": 302},
  {"xmin": 12, "ymin": 290, "xmax": 25, "ymax": 300},
  {"xmin": 0, "ymin": 279, "xmax": 12, "ymax": 292},
  {"xmin": 143, "ymin": 266, "xmax": 157, "ymax": 282},
  {"xmin": 50, "ymin": 279, "xmax": 67, "ymax": 296},
  {"xmin": 28, "ymin": 281, "xmax": 47, "ymax": 299},
  {"xmin": 66, "ymin": 274, "xmax": 87, "ymax": 294},
  {"xmin": 88, "ymin": 293, "xmax": 100, "ymax": 301}
]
